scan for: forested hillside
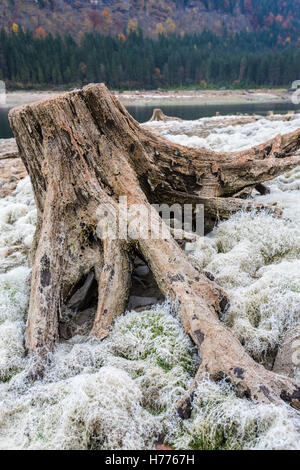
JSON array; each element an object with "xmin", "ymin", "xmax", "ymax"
[
  {"xmin": 1, "ymin": 0, "xmax": 300, "ymax": 41},
  {"xmin": 0, "ymin": 28, "xmax": 299, "ymax": 89},
  {"xmin": 1, "ymin": 0, "xmax": 300, "ymax": 89}
]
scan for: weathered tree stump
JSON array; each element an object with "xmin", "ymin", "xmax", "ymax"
[
  {"xmin": 9, "ymin": 83, "xmax": 300, "ymax": 412},
  {"xmin": 149, "ymin": 108, "xmax": 182, "ymax": 122}
]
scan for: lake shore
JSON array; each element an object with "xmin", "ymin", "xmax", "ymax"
[
  {"xmin": 115, "ymin": 88, "xmax": 293, "ymax": 107},
  {"xmin": 1, "ymin": 88, "xmax": 293, "ymax": 108}
]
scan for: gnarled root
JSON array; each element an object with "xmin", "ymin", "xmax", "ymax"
[{"xmin": 91, "ymin": 239, "xmax": 132, "ymax": 340}]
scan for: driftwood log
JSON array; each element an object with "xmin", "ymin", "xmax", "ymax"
[{"xmin": 9, "ymin": 83, "xmax": 300, "ymax": 414}]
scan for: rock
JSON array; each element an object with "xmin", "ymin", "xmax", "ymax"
[
  {"xmin": 133, "ymin": 265, "xmax": 150, "ymax": 278},
  {"xmin": 128, "ymin": 296, "xmax": 158, "ymax": 311},
  {"xmin": 59, "ymin": 307, "xmax": 96, "ymax": 340},
  {"xmin": 273, "ymin": 325, "xmax": 300, "ymax": 383},
  {"xmin": 66, "ymin": 271, "xmax": 96, "ymax": 311},
  {"xmin": 130, "ymin": 259, "xmax": 165, "ymax": 305},
  {"xmin": 133, "ymin": 256, "xmax": 146, "ymax": 267}
]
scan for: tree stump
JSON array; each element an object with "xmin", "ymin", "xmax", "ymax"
[
  {"xmin": 9, "ymin": 83, "xmax": 300, "ymax": 412},
  {"xmin": 149, "ymin": 108, "xmax": 182, "ymax": 122}
]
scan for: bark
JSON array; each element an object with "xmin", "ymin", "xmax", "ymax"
[
  {"xmin": 91, "ymin": 239, "xmax": 132, "ymax": 340},
  {"xmin": 9, "ymin": 83, "xmax": 300, "ymax": 410}
]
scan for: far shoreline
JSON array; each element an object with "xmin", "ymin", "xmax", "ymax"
[{"xmin": 0, "ymin": 87, "xmax": 294, "ymax": 109}]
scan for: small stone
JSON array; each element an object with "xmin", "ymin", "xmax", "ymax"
[
  {"xmin": 133, "ymin": 265, "xmax": 150, "ymax": 278},
  {"xmin": 133, "ymin": 256, "xmax": 145, "ymax": 267},
  {"xmin": 128, "ymin": 296, "xmax": 158, "ymax": 310}
]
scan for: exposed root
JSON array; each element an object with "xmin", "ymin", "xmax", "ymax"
[{"xmin": 91, "ymin": 240, "xmax": 132, "ymax": 340}]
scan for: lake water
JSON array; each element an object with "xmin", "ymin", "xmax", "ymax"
[{"xmin": 1, "ymin": 101, "xmax": 300, "ymax": 139}]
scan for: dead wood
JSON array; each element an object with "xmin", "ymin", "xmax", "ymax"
[
  {"xmin": 149, "ymin": 108, "xmax": 183, "ymax": 122},
  {"xmin": 9, "ymin": 83, "xmax": 300, "ymax": 411}
]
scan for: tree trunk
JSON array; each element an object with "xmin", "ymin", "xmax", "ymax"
[{"xmin": 9, "ymin": 83, "xmax": 300, "ymax": 411}]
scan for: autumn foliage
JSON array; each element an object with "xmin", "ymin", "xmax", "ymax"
[
  {"xmin": 88, "ymin": 10, "xmax": 101, "ymax": 31},
  {"xmin": 34, "ymin": 26, "xmax": 47, "ymax": 40}
]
